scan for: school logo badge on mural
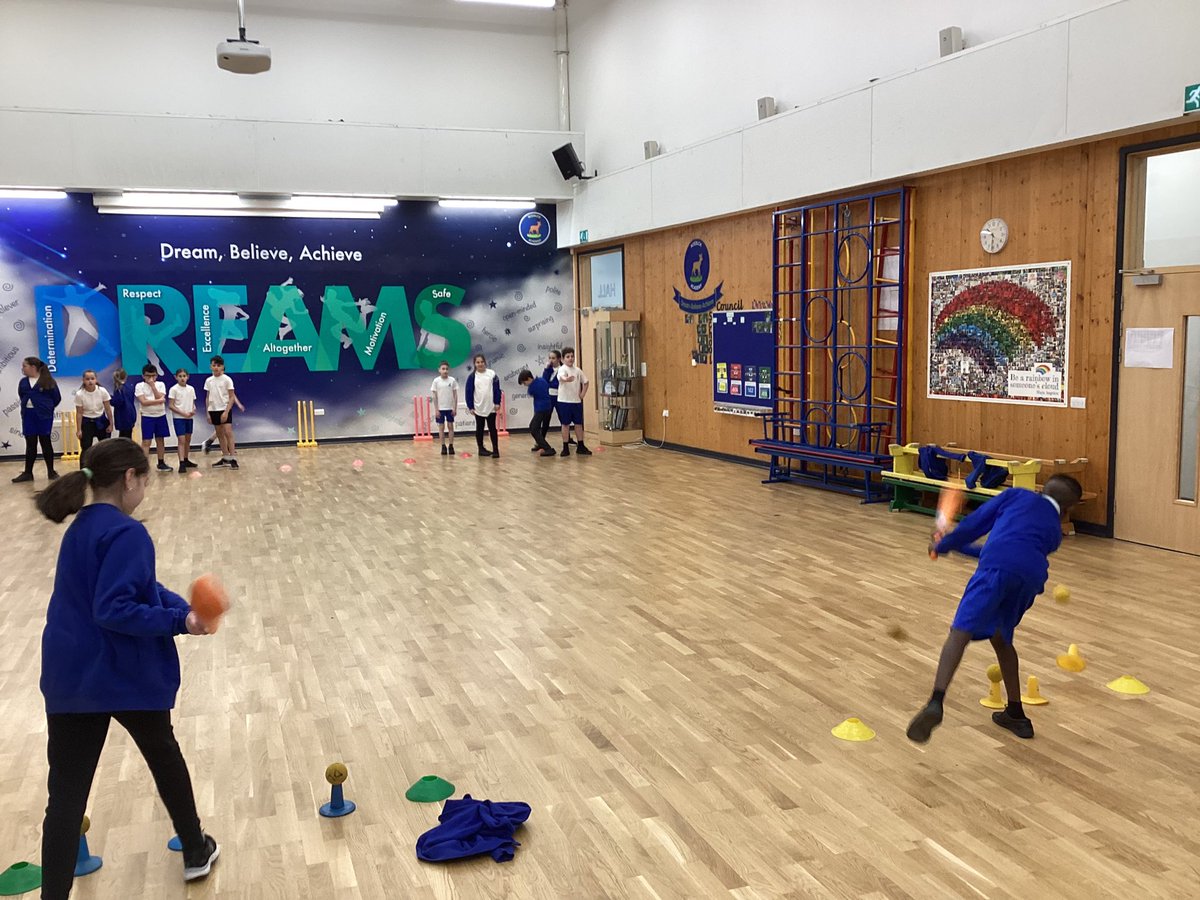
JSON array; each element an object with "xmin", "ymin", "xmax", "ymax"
[
  {"xmin": 519, "ymin": 212, "xmax": 551, "ymax": 246},
  {"xmin": 672, "ymin": 238, "xmax": 723, "ymax": 313}
]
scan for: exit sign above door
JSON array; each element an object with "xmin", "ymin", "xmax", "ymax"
[{"xmin": 1186, "ymin": 83, "xmax": 1200, "ymax": 114}]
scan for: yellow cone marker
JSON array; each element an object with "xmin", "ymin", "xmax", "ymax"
[
  {"xmin": 1053, "ymin": 584, "xmax": 1070, "ymax": 604},
  {"xmin": 980, "ymin": 664, "xmax": 1005, "ymax": 709},
  {"xmin": 1021, "ymin": 675, "xmax": 1049, "ymax": 705},
  {"xmin": 1056, "ymin": 643, "xmax": 1087, "ymax": 672},
  {"xmin": 1107, "ymin": 675, "xmax": 1149, "ymax": 695},
  {"xmin": 831, "ymin": 717, "xmax": 876, "ymax": 742}
]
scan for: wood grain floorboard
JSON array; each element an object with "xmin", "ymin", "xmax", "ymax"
[{"xmin": 1, "ymin": 440, "xmax": 1198, "ymax": 898}]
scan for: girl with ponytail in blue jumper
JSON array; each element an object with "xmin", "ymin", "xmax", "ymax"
[
  {"xmin": 34, "ymin": 438, "xmax": 220, "ymax": 898},
  {"xmin": 12, "ymin": 357, "xmax": 61, "ymax": 484}
]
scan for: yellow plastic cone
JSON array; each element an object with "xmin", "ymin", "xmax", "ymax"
[
  {"xmin": 980, "ymin": 680, "xmax": 1005, "ymax": 709},
  {"xmin": 1056, "ymin": 643, "xmax": 1087, "ymax": 672},
  {"xmin": 1107, "ymin": 675, "xmax": 1149, "ymax": 695},
  {"xmin": 1021, "ymin": 675, "xmax": 1049, "ymax": 705},
  {"xmin": 831, "ymin": 717, "xmax": 876, "ymax": 742}
]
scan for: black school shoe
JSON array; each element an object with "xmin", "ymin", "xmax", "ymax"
[
  {"xmin": 561, "ymin": 446, "xmax": 570, "ymax": 457},
  {"xmin": 577, "ymin": 444, "xmax": 593, "ymax": 455},
  {"xmin": 906, "ymin": 702, "xmax": 944, "ymax": 744},
  {"xmin": 478, "ymin": 447, "xmax": 492, "ymax": 457},
  {"xmin": 184, "ymin": 459, "xmax": 199, "ymax": 469},
  {"xmin": 157, "ymin": 461, "xmax": 172, "ymax": 473},
  {"xmin": 11, "ymin": 471, "xmax": 33, "ymax": 483},
  {"xmin": 441, "ymin": 444, "xmax": 448, "ymax": 455},
  {"xmin": 991, "ymin": 709, "xmax": 1034, "ymax": 739},
  {"xmin": 183, "ymin": 834, "xmax": 220, "ymax": 881}
]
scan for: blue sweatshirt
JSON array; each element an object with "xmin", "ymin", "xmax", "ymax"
[
  {"xmin": 526, "ymin": 377, "xmax": 553, "ymax": 413},
  {"xmin": 19, "ymin": 377, "xmax": 61, "ymax": 433},
  {"xmin": 935, "ymin": 488, "xmax": 1062, "ymax": 588},
  {"xmin": 41, "ymin": 504, "xmax": 191, "ymax": 714},
  {"xmin": 111, "ymin": 380, "xmax": 138, "ymax": 430},
  {"xmin": 541, "ymin": 365, "xmax": 559, "ymax": 397}
]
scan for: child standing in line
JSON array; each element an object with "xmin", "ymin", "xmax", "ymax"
[
  {"xmin": 555, "ymin": 347, "xmax": 591, "ymax": 456},
  {"xmin": 135, "ymin": 364, "xmax": 172, "ymax": 474},
  {"xmin": 430, "ymin": 361, "xmax": 459, "ymax": 456},
  {"xmin": 906, "ymin": 476, "xmax": 1084, "ymax": 744},
  {"xmin": 465, "ymin": 353, "xmax": 501, "ymax": 458},
  {"xmin": 532, "ymin": 349, "xmax": 561, "ymax": 452},
  {"xmin": 518, "ymin": 369, "xmax": 556, "ymax": 456},
  {"xmin": 33, "ymin": 439, "xmax": 220, "ymax": 898},
  {"xmin": 12, "ymin": 357, "xmax": 61, "ymax": 483},
  {"xmin": 204, "ymin": 356, "xmax": 243, "ymax": 470},
  {"xmin": 74, "ymin": 369, "xmax": 113, "ymax": 461},
  {"xmin": 168, "ymin": 369, "xmax": 198, "ymax": 475},
  {"xmin": 110, "ymin": 368, "xmax": 138, "ymax": 440}
]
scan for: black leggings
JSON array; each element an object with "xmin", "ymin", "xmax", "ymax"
[
  {"xmin": 79, "ymin": 417, "xmax": 108, "ymax": 460},
  {"xmin": 530, "ymin": 410, "xmax": 553, "ymax": 452},
  {"xmin": 42, "ymin": 710, "xmax": 205, "ymax": 899},
  {"xmin": 23, "ymin": 434, "xmax": 54, "ymax": 475},
  {"xmin": 118, "ymin": 428, "xmax": 133, "ymax": 440},
  {"xmin": 474, "ymin": 413, "xmax": 498, "ymax": 451}
]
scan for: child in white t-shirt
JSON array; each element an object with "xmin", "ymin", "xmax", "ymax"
[
  {"xmin": 430, "ymin": 361, "xmax": 459, "ymax": 456},
  {"xmin": 555, "ymin": 347, "xmax": 591, "ymax": 456},
  {"xmin": 135, "ymin": 363, "xmax": 172, "ymax": 473},
  {"xmin": 203, "ymin": 356, "xmax": 243, "ymax": 470},
  {"xmin": 168, "ymin": 369, "xmax": 198, "ymax": 474},
  {"xmin": 74, "ymin": 369, "xmax": 113, "ymax": 461}
]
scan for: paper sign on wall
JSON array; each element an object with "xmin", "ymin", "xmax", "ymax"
[{"xmin": 1124, "ymin": 328, "xmax": 1174, "ymax": 368}]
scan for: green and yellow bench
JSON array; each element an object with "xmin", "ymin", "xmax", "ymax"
[{"xmin": 883, "ymin": 443, "xmax": 1094, "ymax": 533}]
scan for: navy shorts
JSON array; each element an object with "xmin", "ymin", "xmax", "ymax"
[
  {"xmin": 952, "ymin": 567, "xmax": 1039, "ymax": 644},
  {"xmin": 557, "ymin": 401, "xmax": 584, "ymax": 426},
  {"xmin": 436, "ymin": 409, "xmax": 455, "ymax": 424},
  {"xmin": 173, "ymin": 417, "xmax": 194, "ymax": 436},
  {"xmin": 209, "ymin": 410, "xmax": 232, "ymax": 426},
  {"xmin": 141, "ymin": 416, "xmax": 170, "ymax": 440}
]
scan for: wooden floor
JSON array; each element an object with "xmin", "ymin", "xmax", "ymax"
[{"xmin": 1, "ymin": 439, "xmax": 1199, "ymax": 899}]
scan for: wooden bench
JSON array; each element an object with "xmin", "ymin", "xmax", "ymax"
[
  {"xmin": 883, "ymin": 443, "xmax": 1096, "ymax": 533},
  {"xmin": 750, "ymin": 414, "xmax": 893, "ymax": 502}
]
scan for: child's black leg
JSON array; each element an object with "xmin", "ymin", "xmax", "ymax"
[
  {"xmin": 989, "ymin": 631, "xmax": 1033, "ymax": 738},
  {"xmin": 907, "ymin": 628, "xmax": 972, "ymax": 743}
]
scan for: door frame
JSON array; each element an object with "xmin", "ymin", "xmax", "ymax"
[{"xmin": 1106, "ymin": 131, "xmax": 1200, "ymax": 537}]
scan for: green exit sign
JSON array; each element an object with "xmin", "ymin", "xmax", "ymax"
[
  {"xmin": 1186, "ymin": 83, "xmax": 1200, "ymax": 114},
  {"xmin": 579, "ymin": 229, "xmax": 589, "ymax": 243}
]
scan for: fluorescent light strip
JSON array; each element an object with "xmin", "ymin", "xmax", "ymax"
[
  {"xmin": 438, "ymin": 198, "xmax": 535, "ymax": 210},
  {"xmin": 456, "ymin": 0, "xmax": 554, "ymax": 8},
  {"xmin": 99, "ymin": 192, "xmax": 396, "ymax": 214},
  {"xmin": 96, "ymin": 208, "xmax": 379, "ymax": 220},
  {"xmin": 0, "ymin": 188, "xmax": 69, "ymax": 200}
]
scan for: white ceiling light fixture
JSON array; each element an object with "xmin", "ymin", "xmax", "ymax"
[
  {"xmin": 438, "ymin": 198, "xmax": 536, "ymax": 210},
  {"xmin": 456, "ymin": 0, "xmax": 555, "ymax": 8},
  {"xmin": 92, "ymin": 192, "xmax": 397, "ymax": 219},
  {"xmin": 217, "ymin": 0, "xmax": 271, "ymax": 74},
  {"xmin": 0, "ymin": 188, "xmax": 69, "ymax": 200}
]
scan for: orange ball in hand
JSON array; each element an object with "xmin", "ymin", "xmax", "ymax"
[{"xmin": 189, "ymin": 574, "xmax": 230, "ymax": 632}]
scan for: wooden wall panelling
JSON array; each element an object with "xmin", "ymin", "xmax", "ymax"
[{"xmin": 572, "ymin": 120, "xmax": 1200, "ymax": 527}]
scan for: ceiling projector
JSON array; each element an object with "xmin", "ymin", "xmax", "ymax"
[
  {"xmin": 217, "ymin": 1, "xmax": 269, "ymax": 74},
  {"xmin": 217, "ymin": 39, "xmax": 271, "ymax": 74}
]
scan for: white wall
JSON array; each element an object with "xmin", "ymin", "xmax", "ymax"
[
  {"xmin": 562, "ymin": 0, "xmax": 1200, "ymax": 246},
  {"xmin": 570, "ymin": 0, "xmax": 1112, "ymax": 175},
  {"xmin": 1, "ymin": 1, "xmax": 559, "ymax": 130},
  {"xmin": 0, "ymin": 0, "xmax": 578, "ymax": 199}
]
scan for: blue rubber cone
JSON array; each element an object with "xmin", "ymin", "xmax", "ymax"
[
  {"xmin": 167, "ymin": 835, "xmax": 182, "ymax": 852},
  {"xmin": 74, "ymin": 836, "xmax": 101, "ymax": 878},
  {"xmin": 319, "ymin": 783, "xmax": 356, "ymax": 818}
]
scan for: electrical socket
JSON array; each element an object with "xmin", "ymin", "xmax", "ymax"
[
  {"xmin": 662, "ymin": 409, "xmax": 670, "ymax": 418},
  {"xmin": 314, "ymin": 408, "xmax": 325, "ymax": 416}
]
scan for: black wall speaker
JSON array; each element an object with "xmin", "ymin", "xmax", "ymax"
[{"xmin": 552, "ymin": 142, "xmax": 586, "ymax": 180}]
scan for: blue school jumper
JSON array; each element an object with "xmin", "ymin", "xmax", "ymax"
[
  {"xmin": 542, "ymin": 365, "xmax": 560, "ymax": 417},
  {"xmin": 111, "ymin": 381, "xmax": 138, "ymax": 432},
  {"xmin": 526, "ymin": 377, "xmax": 553, "ymax": 413},
  {"xmin": 41, "ymin": 504, "xmax": 191, "ymax": 714},
  {"xmin": 19, "ymin": 378, "xmax": 61, "ymax": 436},
  {"xmin": 935, "ymin": 488, "xmax": 1062, "ymax": 642}
]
